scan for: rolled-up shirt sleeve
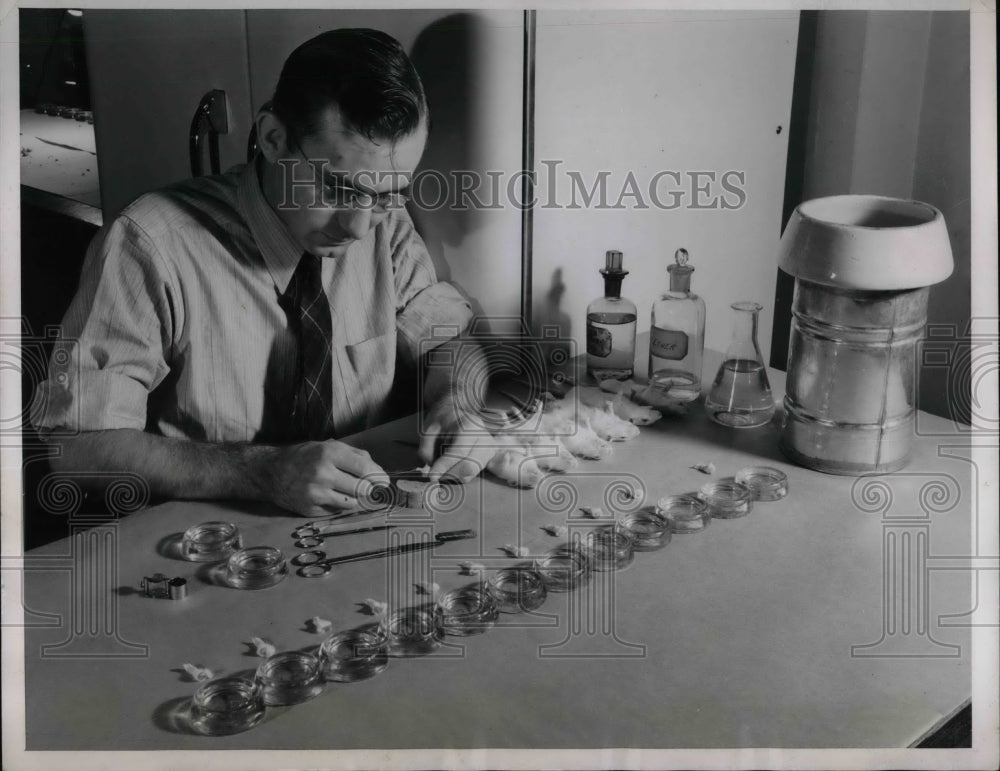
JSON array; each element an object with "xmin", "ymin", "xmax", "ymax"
[
  {"xmin": 391, "ymin": 212, "xmax": 473, "ymax": 368},
  {"xmin": 31, "ymin": 214, "xmax": 177, "ymax": 436}
]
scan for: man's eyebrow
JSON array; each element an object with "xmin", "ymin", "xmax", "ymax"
[{"xmin": 321, "ymin": 171, "xmax": 410, "ymax": 197}]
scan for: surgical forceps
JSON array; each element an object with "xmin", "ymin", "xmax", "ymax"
[{"xmin": 292, "ymin": 529, "xmax": 477, "ymax": 578}]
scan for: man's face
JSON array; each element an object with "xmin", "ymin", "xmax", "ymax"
[{"xmin": 269, "ymin": 105, "xmax": 427, "ymax": 259}]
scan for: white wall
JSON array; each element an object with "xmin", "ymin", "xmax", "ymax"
[{"xmin": 532, "ymin": 10, "xmax": 799, "ymax": 363}]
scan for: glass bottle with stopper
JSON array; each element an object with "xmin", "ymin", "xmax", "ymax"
[
  {"xmin": 586, "ymin": 249, "xmax": 637, "ymax": 381},
  {"xmin": 648, "ymin": 248, "xmax": 706, "ymax": 402},
  {"xmin": 705, "ymin": 301, "xmax": 775, "ymax": 427}
]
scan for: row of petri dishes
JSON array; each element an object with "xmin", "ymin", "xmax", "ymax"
[{"xmin": 189, "ymin": 465, "xmax": 788, "ymax": 735}]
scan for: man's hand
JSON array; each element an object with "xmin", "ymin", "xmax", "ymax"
[
  {"xmin": 418, "ymin": 395, "xmax": 496, "ymax": 483},
  {"xmin": 268, "ymin": 440, "xmax": 390, "ymax": 517}
]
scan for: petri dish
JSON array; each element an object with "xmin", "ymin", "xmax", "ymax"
[
  {"xmin": 190, "ymin": 676, "xmax": 265, "ymax": 736},
  {"xmin": 182, "ymin": 521, "xmax": 242, "ymax": 562},
  {"xmin": 486, "ymin": 567, "xmax": 548, "ymax": 613},
  {"xmin": 435, "ymin": 586, "xmax": 499, "ymax": 636},
  {"xmin": 380, "ymin": 607, "xmax": 443, "ymax": 657},
  {"xmin": 735, "ymin": 465, "xmax": 789, "ymax": 501},
  {"xmin": 584, "ymin": 526, "xmax": 635, "ymax": 571},
  {"xmin": 655, "ymin": 494, "xmax": 710, "ymax": 534},
  {"xmin": 320, "ymin": 628, "xmax": 389, "ymax": 682},
  {"xmin": 225, "ymin": 546, "xmax": 288, "ymax": 589},
  {"xmin": 255, "ymin": 650, "xmax": 324, "ymax": 706},
  {"xmin": 700, "ymin": 478, "xmax": 753, "ymax": 519},
  {"xmin": 534, "ymin": 545, "xmax": 592, "ymax": 592},
  {"xmin": 616, "ymin": 509, "xmax": 671, "ymax": 551}
]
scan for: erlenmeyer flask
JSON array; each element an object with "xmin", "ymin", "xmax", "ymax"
[{"xmin": 705, "ymin": 302, "xmax": 775, "ymax": 427}]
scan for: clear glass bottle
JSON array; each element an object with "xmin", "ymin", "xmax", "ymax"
[
  {"xmin": 705, "ymin": 301, "xmax": 775, "ymax": 427},
  {"xmin": 586, "ymin": 250, "xmax": 637, "ymax": 381},
  {"xmin": 648, "ymin": 248, "xmax": 706, "ymax": 402}
]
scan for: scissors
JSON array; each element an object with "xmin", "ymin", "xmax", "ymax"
[
  {"xmin": 293, "ymin": 523, "xmax": 397, "ymax": 549},
  {"xmin": 292, "ymin": 529, "xmax": 477, "ymax": 578}
]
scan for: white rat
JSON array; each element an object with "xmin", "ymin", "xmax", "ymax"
[
  {"xmin": 537, "ymin": 411, "xmax": 613, "ymax": 460},
  {"xmin": 594, "ymin": 402, "xmax": 641, "ymax": 441},
  {"xmin": 486, "ymin": 448, "xmax": 546, "ymax": 488}
]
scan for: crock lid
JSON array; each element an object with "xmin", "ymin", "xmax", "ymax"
[{"xmin": 778, "ymin": 195, "xmax": 954, "ymax": 289}]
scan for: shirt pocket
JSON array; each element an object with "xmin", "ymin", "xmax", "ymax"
[{"xmin": 342, "ymin": 331, "xmax": 396, "ymax": 429}]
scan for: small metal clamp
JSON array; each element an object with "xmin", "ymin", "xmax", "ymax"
[{"xmin": 140, "ymin": 573, "xmax": 188, "ymax": 600}]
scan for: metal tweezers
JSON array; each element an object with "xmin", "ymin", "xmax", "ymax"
[{"xmin": 293, "ymin": 529, "xmax": 477, "ymax": 578}]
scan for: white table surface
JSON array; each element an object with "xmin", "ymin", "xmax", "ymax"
[
  {"xmin": 20, "ymin": 109, "xmax": 101, "ymax": 208},
  {"xmin": 21, "ymin": 357, "xmax": 974, "ymax": 751}
]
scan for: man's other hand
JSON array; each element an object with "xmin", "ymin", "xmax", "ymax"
[
  {"xmin": 418, "ymin": 396, "xmax": 495, "ymax": 483},
  {"xmin": 269, "ymin": 440, "xmax": 390, "ymax": 517}
]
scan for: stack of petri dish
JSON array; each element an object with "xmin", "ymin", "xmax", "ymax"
[
  {"xmin": 320, "ymin": 628, "xmax": 390, "ymax": 681},
  {"xmin": 615, "ymin": 509, "xmax": 671, "ymax": 551},
  {"xmin": 486, "ymin": 567, "xmax": 548, "ymax": 613},
  {"xmin": 655, "ymin": 494, "xmax": 711, "ymax": 533},
  {"xmin": 533, "ymin": 545, "xmax": 592, "ymax": 592},
  {"xmin": 584, "ymin": 526, "xmax": 635, "ymax": 571},
  {"xmin": 181, "ymin": 521, "xmax": 243, "ymax": 562},
  {"xmin": 255, "ymin": 651, "xmax": 324, "ymax": 706},
  {"xmin": 735, "ymin": 465, "xmax": 789, "ymax": 501},
  {"xmin": 225, "ymin": 546, "xmax": 288, "ymax": 589},
  {"xmin": 380, "ymin": 607, "xmax": 443, "ymax": 657},
  {"xmin": 699, "ymin": 478, "xmax": 753, "ymax": 519},
  {"xmin": 189, "ymin": 676, "xmax": 266, "ymax": 736},
  {"xmin": 435, "ymin": 585, "xmax": 499, "ymax": 636}
]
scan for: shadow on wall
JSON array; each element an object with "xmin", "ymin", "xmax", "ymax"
[
  {"xmin": 533, "ymin": 267, "xmax": 573, "ymax": 361},
  {"xmin": 408, "ymin": 13, "xmax": 490, "ymax": 326}
]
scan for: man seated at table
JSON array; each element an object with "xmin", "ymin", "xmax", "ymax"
[{"xmin": 31, "ymin": 28, "xmax": 494, "ymax": 517}]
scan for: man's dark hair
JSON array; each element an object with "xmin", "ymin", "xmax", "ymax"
[{"xmin": 271, "ymin": 28, "xmax": 427, "ymax": 146}]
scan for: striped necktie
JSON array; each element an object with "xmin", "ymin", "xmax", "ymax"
[{"xmin": 285, "ymin": 252, "xmax": 335, "ymax": 440}]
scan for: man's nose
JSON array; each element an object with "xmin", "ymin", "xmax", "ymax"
[{"xmin": 336, "ymin": 206, "xmax": 374, "ymax": 240}]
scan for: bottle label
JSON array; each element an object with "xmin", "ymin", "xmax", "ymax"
[
  {"xmin": 587, "ymin": 322, "xmax": 611, "ymax": 359},
  {"xmin": 586, "ymin": 322, "xmax": 612, "ymax": 358},
  {"xmin": 650, "ymin": 327, "xmax": 688, "ymax": 360}
]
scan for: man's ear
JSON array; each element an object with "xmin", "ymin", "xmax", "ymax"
[{"xmin": 255, "ymin": 109, "xmax": 289, "ymax": 163}]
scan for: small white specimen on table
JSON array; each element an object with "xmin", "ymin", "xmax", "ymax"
[
  {"xmin": 691, "ymin": 462, "xmax": 716, "ymax": 475},
  {"xmin": 250, "ymin": 636, "xmax": 276, "ymax": 658},
  {"xmin": 459, "ymin": 560, "xmax": 485, "ymax": 575},
  {"xmin": 501, "ymin": 544, "xmax": 529, "ymax": 558},
  {"xmin": 308, "ymin": 616, "xmax": 333, "ymax": 634},
  {"xmin": 415, "ymin": 464, "xmax": 432, "ymax": 477},
  {"xmin": 415, "ymin": 581, "xmax": 440, "ymax": 596},
  {"xmin": 579, "ymin": 506, "xmax": 604, "ymax": 518},
  {"xmin": 182, "ymin": 663, "xmax": 213, "ymax": 682},
  {"xmin": 542, "ymin": 524, "xmax": 568, "ymax": 537},
  {"xmin": 361, "ymin": 598, "xmax": 388, "ymax": 617}
]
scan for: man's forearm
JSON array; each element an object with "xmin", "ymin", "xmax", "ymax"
[
  {"xmin": 421, "ymin": 336, "xmax": 488, "ymax": 412},
  {"xmin": 49, "ymin": 429, "xmax": 280, "ymax": 503}
]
